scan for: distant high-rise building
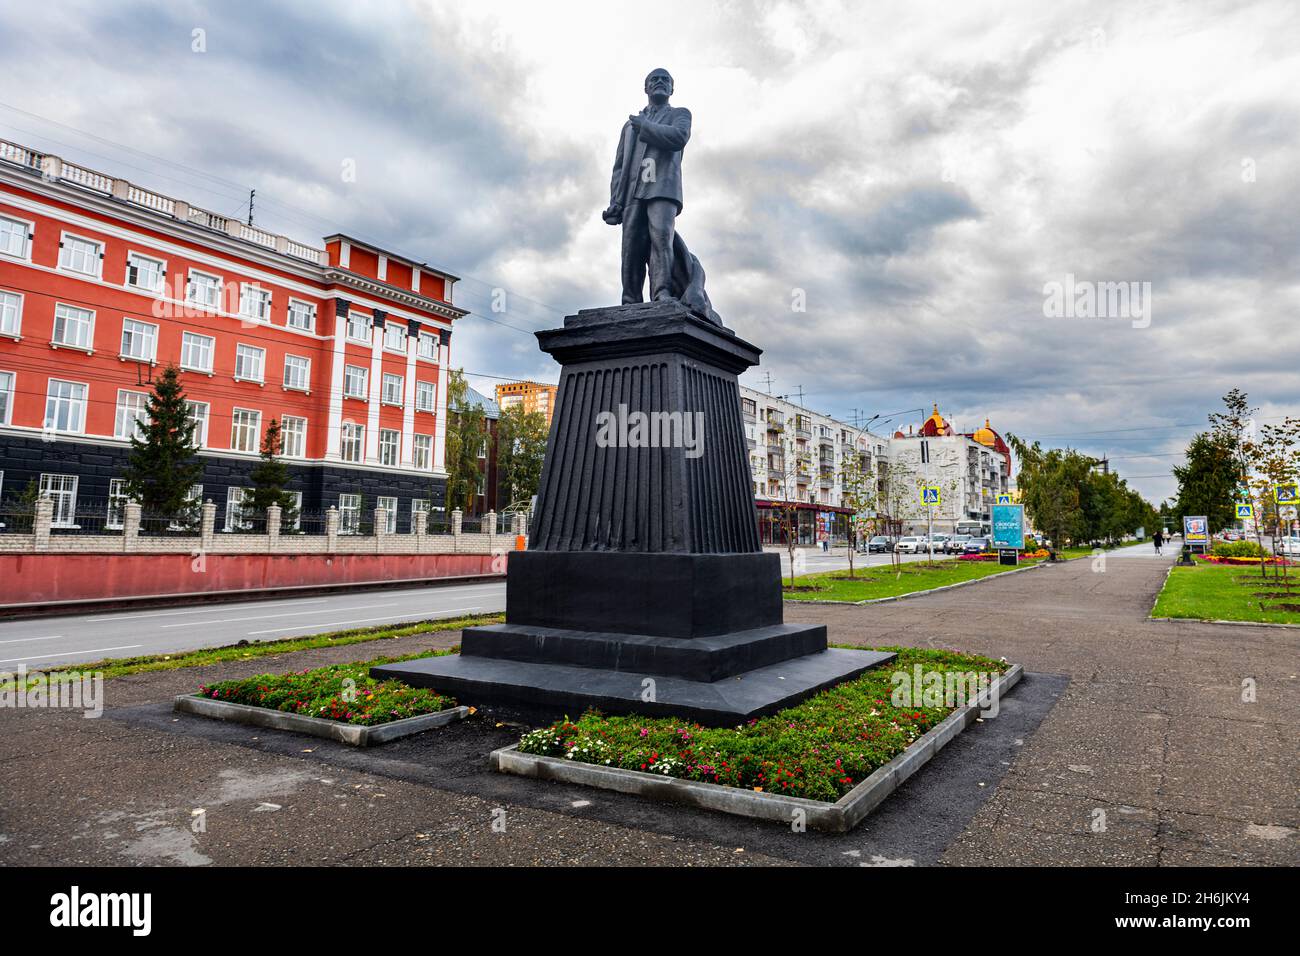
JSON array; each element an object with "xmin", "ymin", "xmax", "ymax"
[{"xmin": 494, "ymin": 380, "xmax": 557, "ymax": 426}]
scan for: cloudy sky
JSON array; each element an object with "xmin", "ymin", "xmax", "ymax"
[{"xmin": 2, "ymin": 0, "xmax": 1296, "ymax": 502}]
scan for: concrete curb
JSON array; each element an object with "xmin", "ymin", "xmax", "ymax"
[
  {"xmin": 1148, "ymin": 616, "xmax": 1300, "ymax": 631},
  {"xmin": 787, "ymin": 561, "xmax": 1049, "ymax": 606},
  {"xmin": 490, "ymin": 663, "xmax": 1024, "ymax": 832},
  {"xmin": 173, "ymin": 694, "xmax": 470, "ymax": 746}
]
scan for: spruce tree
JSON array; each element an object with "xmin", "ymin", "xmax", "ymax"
[
  {"xmin": 249, "ymin": 418, "xmax": 299, "ymax": 528},
  {"xmin": 122, "ymin": 364, "xmax": 203, "ymax": 523}
]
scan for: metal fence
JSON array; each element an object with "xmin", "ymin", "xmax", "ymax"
[{"xmin": 49, "ymin": 498, "xmax": 124, "ymax": 536}]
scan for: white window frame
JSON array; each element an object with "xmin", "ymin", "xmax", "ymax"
[
  {"xmin": 0, "ymin": 289, "xmax": 22, "ymax": 338},
  {"xmin": 44, "ymin": 378, "xmax": 88, "ymax": 434},
  {"xmin": 180, "ymin": 331, "xmax": 215, "ymax": 374},
  {"xmin": 343, "ymin": 364, "xmax": 368, "ymax": 399},
  {"xmin": 376, "ymin": 496, "xmax": 398, "ymax": 534},
  {"xmin": 415, "ymin": 380, "xmax": 435, "ymax": 412},
  {"xmin": 39, "ymin": 473, "xmax": 79, "ymax": 528},
  {"xmin": 283, "ymin": 490, "xmax": 303, "ymax": 531},
  {"xmin": 234, "ymin": 343, "xmax": 266, "ymax": 384},
  {"xmin": 120, "ymin": 318, "xmax": 159, "ymax": 363},
  {"xmin": 379, "ymin": 428, "xmax": 400, "ymax": 466},
  {"xmin": 0, "ymin": 369, "xmax": 14, "ymax": 425},
  {"xmin": 383, "ymin": 322, "xmax": 406, "ymax": 352},
  {"xmin": 126, "ymin": 251, "xmax": 166, "ymax": 294},
  {"xmin": 58, "ymin": 232, "xmax": 104, "ymax": 278},
  {"xmin": 106, "ymin": 478, "xmax": 130, "ymax": 530},
  {"xmin": 186, "ymin": 269, "xmax": 222, "ymax": 311},
  {"xmin": 0, "ymin": 214, "xmax": 33, "ymax": 262},
  {"xmin": 114, "ymin": 389, "xmax": 149, "ymax": 440},
  {"xmin": 346, "ymin": 313, "xmax": 370, "ymax": 342},
  {"xmin": 281, "ymin": 415, "xmax": 307, "ymax": 458},
  {"xmin": 338, "ymin": 493, "xmax": 362, "ymax": 534},
  {"xmin": 412, "ymin": 433, "xmax": 432, "ymax": 471},
  {"xmin": 230, "ymin": 407, "xmax": 261, "ymax": 453},
  {"xmin": 340, "ymin": 421, "xmax": 364, "ymax": 463},
  {"xmin": 286, "ymin": 299, "xmax": 316, "ymax": 332},
  {"xmin": 381, "ymin": 372, "xmax": 404, "ymax": 406},
  {"xmin": 239, "ymin": 283, "xmax": 272, "ymax": 323},
  {"xmin": 52, "ymin": 303, "xmax": 95, "ymax": 352},
  {"xmin": 185, "ymin": 400, "xmax": 210, "ymax": 447},
  {"xmin": 225, "ymin": 486, "xmax": 253, "ymax": 532},
  {"xmin": 283, "ymin": 354, "xmax": 311, "ymax": 392},
  {"xmin": 417, "ymin": 331, "xmax": 438, "ymax": 361}
]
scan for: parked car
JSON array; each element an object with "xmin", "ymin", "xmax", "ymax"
[
  {"xmin": 1278, "ymin": 536, "xmax": 1300, "ymax": 556},
  {"xmin": 895, "ymin": 536, "xmax": 924, "ymax": 553},
  {"xmin": 864, "ymin": 535, "xmax": 893, "ymax": 553},
  {"xmin": 927, "ymin": 534, "xmax": 949, "ymax": 552},
  {"xmin": 945, "ymin": 534, "xmax": 972, "ymax": 554},
  {"xmin": 962, "ymin": 536, "xmax": 991, "ymax": 554}
]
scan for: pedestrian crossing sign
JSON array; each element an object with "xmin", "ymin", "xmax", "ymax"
[
  {"xmin": 1236, "ymin": 503, "xmax": 1253, "ymax": 518},
  {"xmin": 997, "ymin": 493, "xmax": 1012, "ymax": 504},
  {"xmin": 921, "ymin": 486, "xmax": 941, "ymax": 506},
  {"xmin": 1275, "ymin": 482, "xmax": 1299, "ymax": 504}
]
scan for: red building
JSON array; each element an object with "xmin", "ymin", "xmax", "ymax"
[{"xmin": 0, "ymin": 139, "xmax": 467, "ymax": 532}]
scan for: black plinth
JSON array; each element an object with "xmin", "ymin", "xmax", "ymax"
[{"xmin": 373, "ymin": 301, "xmax": 889, "ymax": 725}]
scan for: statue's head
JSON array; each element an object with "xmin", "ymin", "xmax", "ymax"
[{"xmin": 645, "ymin": 68, "xmax": 674, "ymax": 104}]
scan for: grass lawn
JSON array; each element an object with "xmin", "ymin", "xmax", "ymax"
[
  {"xmin": 1152, "ymin": 560, "xmax": 1300, "ymax": 625},
  {"xmin": 517, "ymin": 646, "xmax": 1009, "ymax": 802},
  {"xmin": 0, "ymin": 612, "xmax": 505, "ymax": 690},
  {"xmin": 782, "ymin": 556, "xmax": 1042, "ymax": 602},
  {"xmin": 195, "ymin": 655, "xmax": 459, "ymax": 726}
]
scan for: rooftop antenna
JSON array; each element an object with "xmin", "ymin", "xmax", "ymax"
[
  {"xmin": 791, "ymin": 384, "xmax": 805, "ymax": 406},
  {"xmin": 247, "ymin": 188, "xmax": 255, "ymax": 226},
  {"xmin": 759, "ymin": 371, "xmax": 775, "ymax": 394}
]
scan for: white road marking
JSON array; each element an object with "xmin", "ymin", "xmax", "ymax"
[
  {"xmin": 246, "ymin": 607, "xmax": 483, "ymax": 636},
  {"xmin": 160, "ymin": 603, "xmax": 393, "ymax": 628},
  {"xmin": 0, "ymin": 635, "xmax": 64, "ymax": 645},
  {"xmin": 82, "ymin": 598, "xmax": 333, "ymax": 622},
  {"xmin": 0, "ymin": 644, "xmax": 142, "ymax": 664}
]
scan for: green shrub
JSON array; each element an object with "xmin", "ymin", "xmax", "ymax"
[{"xmin": 1212, "ymin": 540, "xmax": 1268, "ymax": 559}]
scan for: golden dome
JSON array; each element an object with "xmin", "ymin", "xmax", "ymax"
[{"xmin": 973, "ymin": 417, "xmax": 997, "ymax": 447}]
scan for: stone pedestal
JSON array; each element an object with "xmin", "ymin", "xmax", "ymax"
[{"xmin": 373, "ymin": 301, "xmax": 891, "ymax": 725}]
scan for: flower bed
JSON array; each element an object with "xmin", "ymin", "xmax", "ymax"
[
  {"xmin": 1196, "ymin": 554, "xmax": 1293, "ymax": 566},
  {"xmin": 516, "ymin": 647, "xmax": 1007, "ymax": 803},
  {"xmin": 198, "ymin": 661, "xmax": 456, "ymax": 726},
  {"xmin": 958, "ymin": 548, "xmax": 1047, "ymax": 561}
]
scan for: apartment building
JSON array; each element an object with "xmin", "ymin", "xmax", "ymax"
[
  {"xmin": 0, "ymin": 139, "xmax": 466, "ymax": 533},
  {"xmin": 494, "ymin": 380, "xmax": 557, "ymax": 426}
]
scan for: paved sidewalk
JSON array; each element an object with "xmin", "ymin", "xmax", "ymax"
[{"xmin": 0, "ymin": 548, "xmax": 1294, "ymax": 866}]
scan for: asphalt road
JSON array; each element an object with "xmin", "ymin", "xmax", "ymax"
[{"xmin": 0, "ymin": 581, "xmax": 507, "ymax": 670}]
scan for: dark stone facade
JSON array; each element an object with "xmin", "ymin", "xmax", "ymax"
[{"xmin": 0, "ymin": 433, "xmax": 446, "ymax": 532}]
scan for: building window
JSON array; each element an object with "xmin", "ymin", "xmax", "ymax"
[
  {"xmin": 283, "ymin": 354, "xmax": 311, "ymax": 391},
  {"xmin": 120, "ymin": 318, "xmax": 158, "ymax": 362},
  {"xmin": 478, "ymin": 436, "xmax": 488, "ymax": 459},
  {"xmin": 114, "ymin": 390, "xmax": 148, "ymax": 440},
  {"xmin": 377, "ymin": 496, "xmax": 398, "ymax": 533},
  {"xmin": 106, "ymin": 478, "xmax": 130, "ymax": 530},
  {"xmin": 0, "ymin": 370, "xmax": 13, "ymax": 424},
  {"xmin": 411, "ymin": 498, "xmax": 429, "ymax": 529},
  {"xmin": 225, "ymin": 486, "xmax": 253, "ymax": 531},
  {"xmin": 230, "ymin": 407, "xmax": 261, "ymax": 453},
  {"xmin": 383, "ymin": 323, "xmax": 406, "ymax": 351},
  {"xmin": 0, "ymin": 290, "xmax": 21, "ymax": 336},
  {"xmin": 186, "ymin": 270, "xmax": 222, "ymax": 310},
  {"xmin": 412, "ymin": 433, "xmax": 432, "ymax": 470},
  {"xmin": 283, "ymin": 490, "xmax": 303, "ymax": 531},
  {"xmin": 44, "ymin": 379, "xmax": 87, "ymax": 433},
  {"xmin": 381, "ymin": 372, "xmax": 404, "ymax": 405},
  {"xmin": 127, "ymin": 253, "xmax": 165, "ymax": 293},
  {"xmin": 343, "ymin": 365, "xmax": 368, "ymax": 399},
  {"xmin": 417, "ymin": 331, "xmax": 437, "ymax": 360},
  {"xmin": 338, "ymin": 493, "xmax": 362, "ymax": 534},
  {"xmin": 281, "ymin": 415, "xmax": 306, "ymax": 458},
  {"xmin": 52, "ymin": 304, "xmax": 94, "ymax": 350},
  {"xmin": 0, "ymin": 215, "xmax": 31, "ymax": 259},
  {"xmin": 239, "ymin": 284, "xmax": 271, "ymax": 323},
  {"xmin": 340, "ymin": 422, "xmax": 364, "ymax": 462},
  {"xmin": 347, "ymin": 313, "xmax": 370, "ymax": 342},
  {"xmin": 40, "ymin": 474, "xmax": 78, "ymax": 527},
  {"xmin": 415, "ymin": 380, "xmax": 435, "ymax": 412},
  {"xmin": 180, "ymin": 331, "xmax": 214, "ymax": 373},
  {"xmin": 287, "ymin": 300, "xmax": 315, "ymax": 332},
  {"xmin": 235, "ymin": 344, "xmax": 265, "ymax": 383},
  {"xmin": 185, "ymin": 400, "xmax": 209, "ymax": 447},
  {"xmin": 58, "ymin": 235, "xmax": 102, "ymax": 276},
  {"xmin": 379, "ymin": 428, "xmax": 399, "ymax": 466}
]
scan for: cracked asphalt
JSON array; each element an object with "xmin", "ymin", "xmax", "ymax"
[{"xmin": 0, "ymin": 546, "xmax": 1294, "ymax": 866}]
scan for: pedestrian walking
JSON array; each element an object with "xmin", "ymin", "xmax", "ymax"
[{"xmin": 1153, "ymin": 529, "xmax": 1164, "ymax": 555}]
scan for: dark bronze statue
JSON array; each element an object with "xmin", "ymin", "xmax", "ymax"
[{"xmin": 602, "ymin": 68, "xmax": 722, "ymax": 326}]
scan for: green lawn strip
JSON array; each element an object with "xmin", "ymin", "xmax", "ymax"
[
  {"xmin": 195, "ymin": 656, "xmax": 459, "ymax": 726},
  {"xmin": 1152, "ymin": 562, "xmax": 1300, "ymax": 625},
  {"xmin": 517, "ymin": 646, "xmax": 1008, "ymax": 803},
  {"xmin": 783, "ymin": 557, "xmax": 1043, "ymax": 602},
  {"xmin": 0, "ymin": 612, "xmax": 505, "ymax": 689}
]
